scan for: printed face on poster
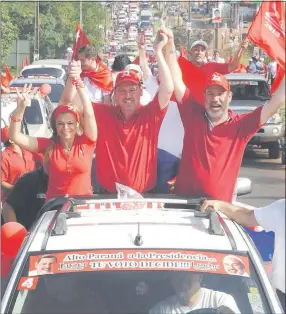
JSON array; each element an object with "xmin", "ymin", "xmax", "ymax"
[{"xmin": 212, "ymin": 8, "xmax": 222, "ymax": 23}]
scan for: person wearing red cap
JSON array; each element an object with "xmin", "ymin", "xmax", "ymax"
[
  {"xmin": 8, "ymin": 77, "xmax": 97, "ymax": 201},
  {"xmin": 1, "ymin": 126, "xmax": 36, "ymax": 204},
  {"xmin": 61, "ymin": 29, "xmax": 174, "ymax": 193}
]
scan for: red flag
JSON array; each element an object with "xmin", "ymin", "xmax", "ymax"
[
  {"xmin": 177, "ymin": 56, "xmax": 207, "ymax": 105},
  {"xmin": 21, "ymin": 60, "xmax": 25, "ymax": 69},
  {"xmin": 247, "ymin": 1, "xmax": 285, "ymax": 69},
  {"xmin": 5, "ymin": 65, "xmax": 13, "ymax": 83},
  {"xmin": 25, "ymin": 56, "xmax": 29, "ymax": 66},
  {"xmin": 180, "ymin": 44, "xmax": 188, "ymax": 59},
  {"xmin": 72, "ymin": 24, "xmax": 91, "ymax": 60},
  {"xmin": 270, "ymin": 64, "xmax": 285, "ymax": 94}
]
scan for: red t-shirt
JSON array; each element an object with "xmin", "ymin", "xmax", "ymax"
[
  {"xmin": 94, "ymin": 95, "xmax": 167, "ymax": 193},
  {"xmin": 175, "ymin": 89, "xmax": 264, "ymax": 202},
  {"xmin": 1, "ymin": 147, "xmax": 36, "ymax": 202},
  {"xmin": 37, "ymin": 134, "xmax": 96, "ymax": 201},
  {"xmin": 200, "ymin": 62, "xmax": 229, "ymax": 76}
]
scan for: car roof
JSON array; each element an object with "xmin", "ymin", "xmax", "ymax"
[
  {"xmin": 225, "ymin": 73, "xmax": 267, "ymax": 81},
  {"xmin": 9, "ymin": 77, "xmax": 65, "ymax": 85},
  {"xmin": 31, "ymin": 59, "xmax": 69, "ymax": 66},
  {"xmin": 27, "ymin": 197, "xmax": 249, "ymax": 254}
]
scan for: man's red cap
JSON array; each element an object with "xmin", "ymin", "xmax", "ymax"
[
  {"xmin": 1, "ymin": 126, "xmax": 9, "ymax": 143},
  {"xmin": 115, "ymin": 69, "xmax": 141, "ymax": 87},
  {"xmin": 205, "ymin": 72, "xmax": 230, "ymax": 91}
]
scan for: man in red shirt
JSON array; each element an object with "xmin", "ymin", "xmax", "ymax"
[
  {"xmin": 61, "ymin": 30, "xmax": 174, "ymax": 193},
  {"xmin": 162, "ymin": 28, "xmax": 285, "ymax": 202},
  {"xmin": 186, "ymin": 39, "xmax": 248, "ymax": 76}
]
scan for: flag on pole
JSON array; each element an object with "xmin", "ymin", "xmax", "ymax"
[
  {"xmin": 72, "ymin": 24, "xmax": 91, "ymax": 60},
  {"xmin": 5, "ymin": 65, "xmax": 13, "ymax": 83},
  {"xmin": 247, "ymin": 1, "xmax": 285, "ymax": 69}
]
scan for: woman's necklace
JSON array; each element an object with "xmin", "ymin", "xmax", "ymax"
[{"xmin": 64, "ymin": 147, "xmax": 72, "ymax": 156}]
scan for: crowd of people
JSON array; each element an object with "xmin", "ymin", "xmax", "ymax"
[{"xmin": 1, "ymin": 26, "xmax": 285, "ymax": 307}]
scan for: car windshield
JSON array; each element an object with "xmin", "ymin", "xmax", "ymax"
[
  {"xmin": 8, "ymin": 249, "xmax": 270, "ymax": 314},
  {"xmin": 229, "ymin": 80, "xmax": 270, "ymax": 101},
  {"xmin": 10, "ymin": 83, "xmax": 64, "ymax": 103},
  {"xmin": 21, "ymin": 68, "xmax": 64, "ymax": 79},
  {"xmin": 23, "ymin": 99, "xmax": 43, "ymax": 125}
]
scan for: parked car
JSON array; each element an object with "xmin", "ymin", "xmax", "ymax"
[
  {"xmin": 31, "ymin": 59, "xmax": 69, "ymax": 75},
  {"xmin": 1, "ymin": 193, "xmax": 283, "ymax": 314},
  {"xmin": 20, "ymin": 64, "xmax": 66, "ymax": 80},
  {"xmin": 226, "ymin": 73, "xmax": 284, "ymax": 159},
  {"xmin": 1, "ymin": 87, "xmax": 53, "ymax": 138}
]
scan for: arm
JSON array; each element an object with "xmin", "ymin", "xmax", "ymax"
[
  {"xmin": 137, "ymin": 34, "xmax": 152, "ymax": 81},
  {"xmin": 1, "ymin": 182, "xmax": 14, "ymax": 195},
  {"xmin": 1, "ymin": 202, "xmax": 17, "ymax": 223},
  {"xmin": 153, "ymin": 30, "xmax": 174, "ymax": 109},
  {"xmin": 73, "ymin": 77, "xmax": 97, "ymax": 142},
  {"xmin": 200, "ymin": 200, "xmax": 259, "ymax": 227},
  {"xmin": 228, "ymin": 40, "xmax": 248, "ymax": 73},
  {"xmin": 260, "ymin": 75, "xmax": 285, "ymax": 124},
  {"xmin": 161, "ymin": 27, "xmax": 186, "ymax": 103},
  {"xmin": 8, "ymin": 84, "xmax": 39, "ymax": 152}
]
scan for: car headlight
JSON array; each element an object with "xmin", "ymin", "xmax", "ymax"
[{"xmin": 267, "ymin": 113, "xmax": 282, "ymax": 124}]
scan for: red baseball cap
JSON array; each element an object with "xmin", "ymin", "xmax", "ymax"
[
  {"xmin": 115, "ymin": 69, "xmax": 141, "ymax": 87},
  {"xmin": 205, "ymin": 73, "xmax": 230, "ymax": 91}
]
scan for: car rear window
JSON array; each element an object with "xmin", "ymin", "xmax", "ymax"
[
  {"xmin": 7, "ymin": 249, "xmax": 271, "ymax": 314},
  {"xmin": 229, "ymin": 80, "xmax": 270, "ymax": 101},
  {"xmin": 10, "ymin": 83, "xmax": 64, "ymax": 103}
]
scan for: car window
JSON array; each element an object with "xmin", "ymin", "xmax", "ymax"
[
  {"xmin": 8, "ymin": 249, "xmax": 270, "ymax": 314},
  {"xmin": 21, "ymin": 68, "xmax": 64, "ymax": 79},
  {"xmin": 24, "ymin": 99, "xmax": 43, "ymax": 124},
  {"xmin": 10, "ymin": 83, "xmax": 64, "ymax": 103},
  {"xmin": 229, "ymin": 80, "xmax": 270, "ymax": 101}
]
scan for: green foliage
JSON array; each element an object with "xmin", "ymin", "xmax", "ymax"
[
  {"xmin": 2, "ymin": 1, "xmax": 109, "ymax": 62},
  {"xmin": 172, "ymin": 26, "xmax": 213, "ymax": 50}
]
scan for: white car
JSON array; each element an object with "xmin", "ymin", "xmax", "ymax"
[
  {"xmin": 1, "ymin": 88, "xmax": 53, "ymax": 139},
  {"xmin": 1, "ymin": 194, "xmax": 282, "ymax": 314}
]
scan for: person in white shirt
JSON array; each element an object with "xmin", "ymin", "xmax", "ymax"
[
  {"xmin": 211, "ymin": 50, "xmax": 225, "ymax": 63},
  {"xmin": 149, "ymin": 272, "xmax": 240, "ymax": 314},
  {"xmin": 200, "ymin": 199, "xmax": 285, "ymax": 312},
  {"xmin": 77, "ymin": 45, "xmax": 112, "ymax": 104},
  {"xmin": 268, "ymin": 61, "xmax": 277, "ymax": 85}
]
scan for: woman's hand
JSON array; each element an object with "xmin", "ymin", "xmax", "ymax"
[{"xmin": 15, "ymin": 84, "xmax": 38, "ymax": 112}]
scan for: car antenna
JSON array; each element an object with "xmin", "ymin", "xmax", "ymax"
[{"xmin": 134, "ymin": 221, "xmax": 143, "ymax": 246}]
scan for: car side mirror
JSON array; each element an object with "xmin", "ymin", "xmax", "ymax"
[{"xmin": 236, "ymin": 177, "xmax": 252, "ymax": 196}]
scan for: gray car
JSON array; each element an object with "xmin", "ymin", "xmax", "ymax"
[{"xmin": 226, "ymin": 73, "xmax": 284, "ymax": 159}]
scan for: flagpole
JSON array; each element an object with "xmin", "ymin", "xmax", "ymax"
[{"xmin": 80, "ymin": 0, "xmax": 82, "ymax": 27}]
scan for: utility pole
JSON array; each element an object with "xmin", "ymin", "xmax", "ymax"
[
  {"xmin": 187, "ymin": 0, "xmax": 191, "ymax": 50},
  {"xmin": 34, "ymin": 1, "xmax": 39, "ymax": 61},
  {"xmin": 80, "ymin": 0, "xmax": 82, "ymax": 26}
]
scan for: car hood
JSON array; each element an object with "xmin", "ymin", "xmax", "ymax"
[
  {"xmin": 230, "ymin": 99, "xmax": 268, "ymax": 108},
  {"xmin": 27, "ymin": 124, "xmax": 52, "ymax": 137},
  {"xmin": 230, "ymin": 106, "xmax": 257, "ymax": 114}
]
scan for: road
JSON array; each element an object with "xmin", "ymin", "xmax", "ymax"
[{"xmin": 238, "ymin": 148, "xmax": 285, "ymax": 207}]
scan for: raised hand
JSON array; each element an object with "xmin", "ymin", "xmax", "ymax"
[
  {"xmin": 153, "ymin": 30, "xmax": 168, "ymax": 53},
  {"xmin": 68, "ymin": 60, "xmax": 82, "ymax": 78},
  {"xmin": 16, "ymin": 84, "xmax": 38, "ymax": 111}
]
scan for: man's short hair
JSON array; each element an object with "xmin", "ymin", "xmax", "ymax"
[
  {"xmin": 77, "ymin": 45, "xmax": 98, "ymax": 59},
  {"xmin": 37, "ymin": 255, "xmax": 57, "ymax": 263},
  {"xmin": 112, "ymin": 55, "xmax": 132, "ymax": 72}
]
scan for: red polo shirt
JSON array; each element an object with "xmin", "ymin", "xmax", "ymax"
[
  {"xmin": 1, "ymin": 147, "xmax": 36, "ymax": 202},
  {"xmin": 37, "ymin": 134, "xmax": 96, "ymax": 201},
  {"xmin": 94, "ymin": 95, "xmax": 167, "ymax": 193},
  {"xmin": 175, "ymin": 89, "xmax": 264, "ymax": 202}
]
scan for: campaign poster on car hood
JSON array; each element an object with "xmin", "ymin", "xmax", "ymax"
[{"xmin": 28, "ymin": 250, "xmax": 250, "ymax": 277}]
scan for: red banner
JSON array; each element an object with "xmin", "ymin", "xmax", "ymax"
[
  {"xmin": 28, "ymin": 250, "xmax": 250, "ymax": 277},
  {"xmin": 247, "ymin": 1, "xmax": 285, "ymax": 69},
  {"xmin": 72, "ymin": 24, "xmax": 91, "ymax": 61}
]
